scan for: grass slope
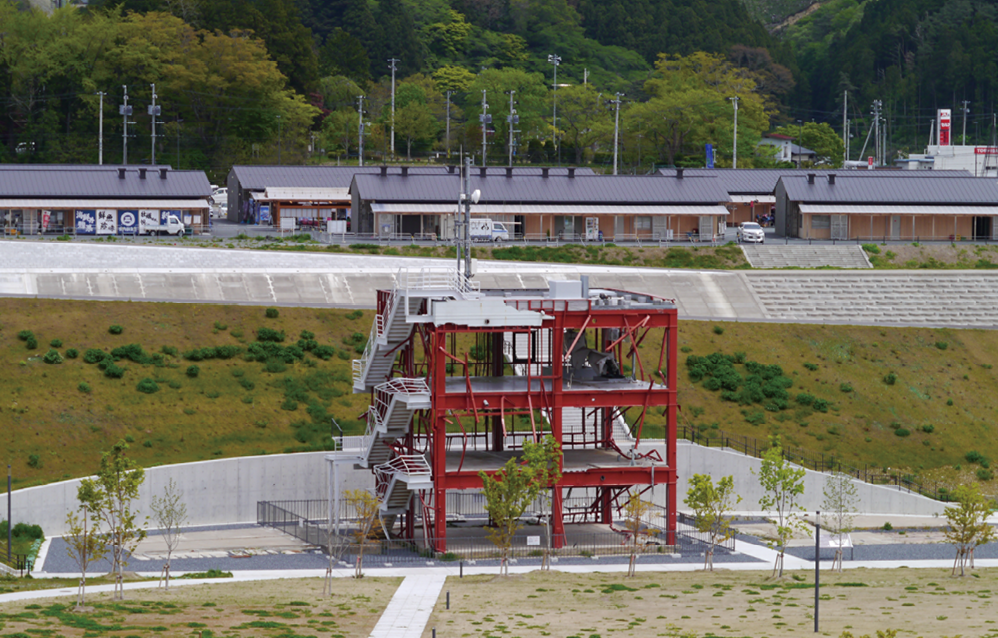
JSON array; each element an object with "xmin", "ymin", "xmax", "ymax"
[{"xmin": 2, "ymin": 299, "xmax": 997, "ymax": 496}]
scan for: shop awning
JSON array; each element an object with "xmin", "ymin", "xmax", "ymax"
[
  {"xmin": 258, "ymin": 187, "xmax": 350, "ymax": 202},
  {"xmin": 0, "ymin": 199, "xmax": 209, "ymax": 209},
  {"xmin": 370, "ymin": 204, "xmax": 729, "ymax": 216},
  {"xmin": 730, "ymin": 195, "xmax": 776, "ymax": 204},
  {"xmin": 799, "ymin": 204, "xmax": 998, "ymax": 216}
]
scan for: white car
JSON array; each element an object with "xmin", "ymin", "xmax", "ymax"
[
  {"xmin": 737, "ymin": 221, "xmax": 765, "ymax": 244},
  {"xmin": 211, "ymin": 187, "xmax": 228, "ymax": 207}
]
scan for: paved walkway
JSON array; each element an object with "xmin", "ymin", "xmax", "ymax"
[{"xmin": 368, "ymin": 573, "xmax": 446, "ymax": 638}]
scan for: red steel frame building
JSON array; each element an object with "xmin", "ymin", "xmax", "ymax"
[{"xmin": 352, "ymin": 270, "xmax": 677, "ymax": 551}]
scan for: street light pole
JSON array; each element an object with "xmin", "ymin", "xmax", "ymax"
[
  {"xmin": 796, "ymin": 119, "xmax": 803, "ymax": 169},
  {"xmin": 389, "ymin": 58, "xmax": 399, "ymax": 161},
  {"xmin": 357, "ymin": 95, "xmax": 366, "ymax": 167},
  {"xmin": 446, "ymin": 90, "xmax": 452, "ymax": 160},
  {"xmin": 609, "ymin": 93, "xmax": 623, "ymax": 175},
  {"xmin": 97, "ymin": 92, "xmax": 105, "ymax": 165},
  {"xmin": 149, "ymin": 83, "xmax": 160, "ymax": 166},
  {"xmin": 547, "ymin": 54, "xmax": 561, "ymax": 163},
  {"xmin": 506, "ymin": 89, "xmax": 516, "ymax": 167},
  {"xmin": 276, "ymin": 115, "xmax": 282, "ymax": 165},
  {"xmin": 729, "ymin": 96, "xmax": 739, "ymax": 169},
  {"xmin": 121, "ymin": 85, "xmax": 130, "ymax": 165},
  {"xmin": 480, "ymin": 90, "xmax": 489, "ymax": 166}
]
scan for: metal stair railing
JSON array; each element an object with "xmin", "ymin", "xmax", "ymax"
[
  {"xmin": 352, "ymin": 320, "xmax": 380, "ymax": 388},
  {"xmin": 374, "ymin": 454, "xmax": 432, "ymax": 500}
]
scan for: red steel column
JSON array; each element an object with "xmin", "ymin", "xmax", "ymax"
[
  {"xmin": 431, "ymin": 327, "xmax": 448, "ymax": 551},
  {"xmin": 666, "ymin": 322, "xmax": 678, "ymax": 545}
]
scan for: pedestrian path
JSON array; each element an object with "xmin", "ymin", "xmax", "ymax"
[
  {"xmin": 741, "ymin": 244, "xmax": 873, "ymax": 269},
  {"xmin": 368, "ymin": 573, "xmax": 446, "ymax": 638}
]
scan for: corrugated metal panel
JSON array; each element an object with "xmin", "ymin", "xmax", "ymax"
[
  {"xmin": 371, "ymin": 203, "xmax": 729, "ymax": 216},
  {"xmin": 0, "ymin": 199, "xmax": 210, "ymax": 209},
  {"xmin": 0, "ymin": 168, "xmax": 211, "ymax": 198},
  {"xmin": 730, "ymin": 195, "xmax": 776, "ymax": 203},
  {"xmin": 260, "ymin": 187, "xmax": 350, "ymax": 201},
  {"xmin": 354, "ymin": 173, "xmax": 728, "ymax": 204},
  {"xmin": 799, "ymin": 204, "xmax": 998, "ymax": 215},
  {"xmin": 782, "ymin": 175, "xmax": 998, "ymax": 203}
]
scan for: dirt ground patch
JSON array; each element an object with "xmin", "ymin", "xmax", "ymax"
[
  {"xmin": 0, "ymin": 576, "xmax": 400, "ymax": 638},
  {"xmin": 424, "ymin": 569, "xmax": 998, "ymax": 637}
]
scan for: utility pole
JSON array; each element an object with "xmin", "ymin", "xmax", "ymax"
[
  {"xmin": 842, "ymin": 90, "xmax": 848, "ymax": 165},
  {"xmin": 796, "ymin": 119, "xmax": 803, "ymax": 168},
  {"xmin": 609, "ymin": 93, "xmax": 623, "ymax": 175},
  {"xmin": 506, "ymin": 90, "xmax": 517, "ymax": 167},
  {"xmin": 479, "ymin": 90, "xmax": 490, "ymax": 166},
  {"xmin": 463, "ymin": 155, "xmax": 472, "ymax": 279},
  {"xmin": 97, "ymin": 91, "xmax": 105, "ymax": 165},
  {"xmin": 962, "ymin": 100, "xmax": 971, "ymax": 146},
  {"xmin": 276, "ymin": 115, "xmax": 282, "ymax": 165},
  {"xmin": 871, "ymin": 100, "xmax": 881, "ymax": 167},
  {"xmin": 548, "ymin": 54, "xmax": 561, "ymax": 163},
  {"xmin": 357, "ymin": 96, "xmax": 366, "ymax": 167},
  {"xmin": 120, "ymin": 85, "xmax": 132, "ymax": 164},
  {"xmin": 446, "ymin": 90, "xmax": 452, "ymax": 160},
  {"xmin": 729, "ymin": 96, "xmax": 739, "ymax": 169},
  {"xmin": 845, "ymin": 119, "xmax": 850, "ymax": 162},
  {"xmin": 6, "ymin": 465, "xmax": 11, "ymax": 565},
  {"xmin": 176, "ymin": 117, "xmax": 182, "ymax": 169},
  {"xmin": 388, "ymin": 58, "xmax": 399, "ymax": 161},
  {"xmin": 149, "ymin": 83, "xmax": 160, "ymax": 166}
]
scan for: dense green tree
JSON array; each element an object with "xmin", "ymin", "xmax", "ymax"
[
  {"xmin": 377, "ymin": 0, "xmax": 423, "ymax": 78},
  {"xmin": 771, "ymin": 121, "xmax": 845, "ymax": 167},
  {"xmin": 319, "ymin": 28, "xmax": 371, "ymax": 85},
  {"xmin": 553, "ymin": 84, "xmax": 612, "ymax": 165}
]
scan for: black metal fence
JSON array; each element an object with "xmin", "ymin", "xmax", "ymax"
[
  {"xmin": 675, "ymin": 512, "xmax": 736, "ymax": 550},
  {"xmin": 677, "ymin": 424, "xmax": 950, "ymax": 501}
]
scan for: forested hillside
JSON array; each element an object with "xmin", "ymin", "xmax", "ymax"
[
  {"xmin": 4, "ymin": 0, "xmax": 998, "ymax": 176},
  {"xmin": 0, "ymin": 0, "xmax": 801, "ymax": 177}
]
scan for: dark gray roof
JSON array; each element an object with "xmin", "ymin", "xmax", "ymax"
[
  {"xmin": 352, "ymin": 173, "xmax": 728, "ymax": 204},
  {"xmin": 0, "ymin": 164, "xmax": 173, "ymax": 170},
  {"xmin": 230, "ymin": 165, "xmax": 595, "ymax": 190},
  {"xmin": 779, "ymin": 174, "xmax": 998, "ymax": 204},
  {"xmin": 0, "ymin": 167, "xmax": 210, "ymax": 198},
  {"xmin": 658, "ymin": 168, "xmax": 974, "ymax": 194}
]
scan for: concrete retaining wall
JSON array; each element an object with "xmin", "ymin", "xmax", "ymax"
[{"xmin": 6, "ymin": 442, "xmax": 943, "ymax": 538}]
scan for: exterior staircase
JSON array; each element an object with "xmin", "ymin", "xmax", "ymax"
[
  {"xmin": 375, "ymin": 455, "xmax": 433, "ymax": 514},
  {"xmin": 740, "ymin": 244, "xmax": 873, "ymax": 269},
  {"xmin": 361, "ymin": 378, "xmax": 431, "ymax": 469}
]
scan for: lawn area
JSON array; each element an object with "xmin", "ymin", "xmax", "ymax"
[
  {"xmin": 425, "ymin": 569, "xmax": 998, "ymax": 638},
  {"xmin": 3, "ymin": 298, "xmax": 998, "ymax": 497},
  {"xmin": 0, "ymin": 576, "xmax": 400, "ymax": 638}
]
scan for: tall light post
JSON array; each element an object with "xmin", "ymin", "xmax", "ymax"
[
  {"xmin": 479, "ymin": 90, "xmax": 490, "ymax": 166},
  {"xmin": 729, "ymin": 96, "xmax": 739, "ymax": 169},
  {"xmin": 276, "ymin": 115, "xmax": 282, "ymax": 165},
  {"xmin": 505, "ymin": 89, "xmax": 517, "ymax": 167},
  {"xmin": 547, "ymin": 54, "xmax": 561, "ymax": 163},
  {"xmin": 149, "ymin": 83, "xmax": 161, "ymax": 165},
  {"xmin": 608, "ymin": 93, "xmax": 623, "ymax": 175},
  {"xmin": 388, "ymin": 58, "xmax": 399, "ymax": 161},
  {"xmin": 962, "ymin": 100, "xmax": 970, "ymax": 146},
  {"xmin": 176, "ymin": 116, "xmax": 182, "ymax": 169},
  {"xmin": 357, "ymin": 95, "xmax": 366, "ymax": 167},
  {"xmin": 796, "ymin": 119, "xmax": 803, "ymax": 168},
  {"xmin": 120, "ymin": 85, "xmax": 132, "ymax": 164},
  {"xmin": 446, "ymin": 90, "xmax": 452, "ymax": 159},
  {"xmin": 97, "ymin": 91, "xmax": 105, "ymax": 165}
]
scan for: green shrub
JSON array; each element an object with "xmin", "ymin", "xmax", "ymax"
[
  {"xmin": 313, "ymin": 345, "xmax": 336, "ymax": 360},
  {"xmin": 977, "ymin": 468, "xmax": 994, "ymax": 481},
  {"xmin": 795, "ymin": 393, "xmax": 815, "ymax": 406},
  {"xmin": 713, "ymin": 325, "xmax": 725, "ymax": 335},
  {"xmin": 83, "ymin": 348, "xmax": 110, "ymax": 363},
  {"xmin": 946, "ymin": 398, "xmax": 954, "ymax": 406},
  {"xmin": 839, "ymin": 383, "xmax": 853, "ymax": 393},
  {"xmin": 136, "ymin": 378, "xmax": 159, "ymax": 394},
  {"xmin": 78, "ymin": 381, "xmax": 91, "ymax": 393},
  {"xmin": 143, "ymin": 440, "xmax": 153, "ymax": 448},
  {"xmin": 966, "ymin": 450, "xmax": 985, "ymax": 464},
  {"xmin": 17, "ymin": 329, "xmax": 34, "ymax": 341},
  {"xmin": 265, "ymin": 359, "xmax": 287, "ymax": 373},
  {"xmin": 680, "ymin": 346, "xmax": 692, "ymax": 353},
  {"xmin": 108, "ymin": 324, "xmax": 123, "ymax": 334},
  {"xmin": 921, "ymin": 424, "xmax": 935, "ymax": 434},
  {"xmin": 894, "ymin": 428, "xmax": 911, "ymax": 437},
  {"xmin": 186, "ymin": 365, "xmax": 200, "ymax": 378},
  {"xmin": 42, "ymin": 349, "xmax": 64, "ymax": 364},
  {"xmin": 104, "ymin": 363, "xmax": 126, "ymax": 378},
  {"xmin": 161, "ymin": 345, "xmax": 179, "ymax": 356},
  {"xmin": 265, "ymin": 307, "xmax": 280, "ymax": 318},
  {"xmin": 935, "ymin": 341, "xmax": 948, "ymax": 350},
  {"xmin": 257, "ymin": 327, "xmax": 286, "ymax": 342},
  {"xmin": 27, "ymin": 454, "xmax": 41, "ymax": 469},
  {"xmin": 26, "ymin": 336, "xmax": 37, "ymax": 349},
  {"xmin": 299, "ymin": 330, "xmax": 315, "ymax": 340},
  {"xmin": 239, "ymin": 378, "xmax": 255, "ymax": 391},
  {"xmin": 883, "ymin": 372, "xmax": 898, "ymax": 385},
  {"xmin": 281, "ymin": 398, "xmax": 298, "ymax": 411},
  {"xmin": 213, "ymin": 321, "xmax": 228, "ymax": 331},
  {"xmin": 802, "ymin": 362, "xmax": 818, "ymax": 371},
  {"xmin": 345, "ymin": 310, "xmax": 363, "ymax": 320},
  {"xmin": 812, "ymin": 399, "xmax": 829, "ymax": 412},
  {"xmin": 65, "ymin": 348, "xmax": 78, "ymax": 359},
  {"xmin": 49, "ymin": 339, "xmax": 63, "ymax": 348},
  {"xmin": 862, "ymin": 243, "xmax": 881, "ymax": 255},
  {"xmin": 111, "ymin": 343, "xmax": 152, "ymax": 364},
  {"xmin": 882, "ymin": 522, "xmax": 893, "ymax": 531}
]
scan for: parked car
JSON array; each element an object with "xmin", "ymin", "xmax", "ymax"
[
  {"xmin": 211, "ymin": 187, "xmax": 228, "ymax": 207},
  {"xmin": 737, "ymin": 221, "xmax": 765, "ymax": 244}
]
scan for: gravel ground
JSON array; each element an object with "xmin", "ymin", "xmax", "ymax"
[
  {"xmin": 786, "ymin": 539, "xmax": 998, "ymax": 562},
  {"xmin": 40, "ymin": 525, "xmax": 762, "ymax": 573}
]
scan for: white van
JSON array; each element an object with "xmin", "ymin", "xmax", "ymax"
[{"xmin": 469, "ymin": 218, "xmax": 510, "ymax": 242}]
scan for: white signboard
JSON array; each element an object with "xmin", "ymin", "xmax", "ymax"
[
  {"xmin": 281, "ymin": 217, "xmax": 296, "ymax": 231},
  {"xmin": 819, "ymin": 533, "xmax": 853, "ymax": 549},
  {"xmin": 327, "ymin": 220, "xmax": 347, "ymax": 234},
  {"xmin": 526, "ymin": 536, "xmax": 541, "ymax": 546},
  {"xmin": 96, "ymin": 209, "xmax": 117, "ymax": 235}
]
